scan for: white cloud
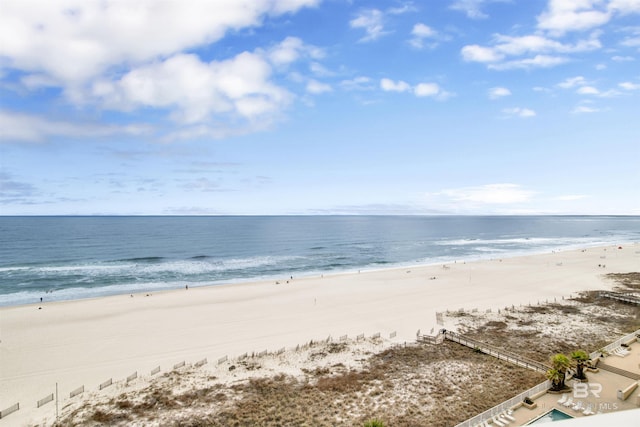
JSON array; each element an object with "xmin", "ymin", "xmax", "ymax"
[
  {"xmin": 309, "ymin": 62, "xmax": 333, "ymax": 77},
  {"xmin": 306, "ymin": 79, "xmax": 332, "ymax": 94},
  {"xmin": 380, "ymin": 79, "xmax": 451, "ymax": 100},
  {"xmin": 489, "ymin": 54, "xmax": 569, "ymax": 70},
  {"xmin": 577, "ymin": 85, "xmax": 600, "ymax": 95},
  {"xmin": 350, "ymin": 9, "xmax": 388, "ymax": 42},
  {"xmin": 388, "ymin": 4, "xmax": 417, "ymax": 15},
  {"xmin": 502, "ymin": 107, "xmax": 537, "ymax": 118},
  {"xmin": 439, "ymin": 184, "xmax": 535, "ymax": 204},
  {"xmin": 380, "ymin": 78, "xmax": 411, "ymax": 93},
  {"xmin": 0, "ymin": 1, "xmax": 325, "ymax": 140},
  {"xmin": 267, "ymin": 36, "xmax": 324, "ymax": 67},
  {"xmin": 537, "ymin": 0, "xmax": 640, "ymax": 35},
  {"xmin": 621, "ymin": 36, "xmax": 640, "ymax": 46},
  {"xmin": 340, "ymin": 76, "xmax": 375, "ymax": 91},
  {"xmin": 350, "ymin": 3, "xmax": 418, "ymax": 42},
  {"xmin": 0, "ymin": 0, "xmax": 319, "ymax": 86},
  {"xmin": 0, "ymin": 110, "xmax": 150, "ymax": 142},
  {"xmin": 575, "ymin": 85, "xmax": 621, "ymax": 97},
  {"xmin": 619, "ymin": 81, "xmax": 640, "ymax": 90},
  {"xmin": 409, "ymin": 23, "xmax": 438, "ymax": 49},
  {"xmin": 557, "ymin": 76, "xmax": 588, "ymax": 88},
  {"xmin": 556, "ymin": 78, "xmax": 619, "ymax": 97},
  {"xmin": 268, "ymin": 37, "xmax": 305, "ymax": 66},
  {"xmin": 93, "ymin": 50, "xmax": 292, "ymax": 125},
  {"xmin": 461, "ymin": 32, "xmax": 600, "ymax": 70},
  {"xmin": 617, "ymin": 25, "xmax": 640, "ymax": 48},
  {"xmin": 572, "ymin": 105, "xmax": 601, "ymax": 113},
  {"xmin": 488, "ymin": 87, "xmax": 511, "ymax": 99},
  {"xmin": 609, "ymin": 0, "xmax": 640, "ymax": 14},
  {"xmin": 495, "ymin": 33, "xmax": 602, "ymax": 54},
  {"xmin": 450, "ymin": 0, "xmax": 507, "ymax": 19},
  {"xmin": 571, "ymin": 99, "xmax": 610, "ymax": 113},
  {"xmin": 612, "ymin": 55, "xmax": 635, "ymax": 61},
  {"xmin": 414, "ymin": 83, "xmax": 440, "ymax": 97},
  {"xmin": 158, "ymin": 117, "xmax": 286, "ymax": 142},
  {"xmin": 412, "ymin": 23, "xmax": 436, "ymax": 38},
  {"xmin": 537, "ymin": 0, "xmax": 612, "ymax": 35},
  {"xmin": 461, "ymin": 45, "xmax": 504, "ymax": 62},
  {"xmin": 20, "ymin": 74, "xmax": 59, "ymax": 90},
  {"xmin": 599, "ymin": 89, "xmax": 622, "ymax": 97}
]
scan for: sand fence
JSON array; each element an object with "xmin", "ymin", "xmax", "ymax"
[
  {"xmin": 0, "ymin": 330, "xmax": 399, "ymax": 422},
  {"xmin": 69, "ymin": 386, "xmax": 84, "ymax": 398},
  {"xmin": 0, "ymin": 403, "xmax": 19, "ymax": 419},
  {"xmin": 36, "ymin": 393, "xmax": 54, "ymax": 408},
  {"xmin": 437, "ymin": 294, "xmax": 582, "ymax": 322}
]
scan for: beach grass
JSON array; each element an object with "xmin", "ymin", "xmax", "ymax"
[{"xmin": 56, "ymin": 341, "xmax": 546, "ymax": 427}]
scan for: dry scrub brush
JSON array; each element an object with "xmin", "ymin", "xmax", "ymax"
[
  {"xmin": 448, "ymin": 276, "xmax": 639, "ymax": 363},
  {"xmin": 55, "ymin": 341, "xmax": 544, "ymax": 427}
]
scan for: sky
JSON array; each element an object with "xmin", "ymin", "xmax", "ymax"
[{"xmin": 1, "ymin": 0, "xmax": 639, "ymax": 216}]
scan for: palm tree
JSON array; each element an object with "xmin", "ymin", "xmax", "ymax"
[
  {"xmin": 546, "ymin": 368, "xmax": 564, "ymax": 391},
  {"xmin": 571, "ymin": 350, "xmax": 590, "ymax": 380},
  {"xmin": 550, "ymin": 353, "xmax": 571, "ymax": 389}
]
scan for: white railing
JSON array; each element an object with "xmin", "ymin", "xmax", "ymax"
[
  {"xmin": 454, "ymin": 380, "xmax": 551, "ymax": 427},
  {"xmin": 589, "ymin": 329, "xmax": 640, "ymax": 359}
]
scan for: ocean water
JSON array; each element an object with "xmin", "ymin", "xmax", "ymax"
[{"xmin": 0, "ymin": 216, "xmax": 638, "ymax": 307}]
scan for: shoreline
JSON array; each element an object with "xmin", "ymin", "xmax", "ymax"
[
  {"xmin": 1, "ymin": 243, "xmax": 638, "ymax": 425},
  {"xmin": 2, "ymin": 239, "xmax": 636, "ymax": 309}
]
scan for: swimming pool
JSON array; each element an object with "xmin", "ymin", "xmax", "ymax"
[{"xmin": 527, "ymin": 408, "xmax": 574, "ymax": 424}]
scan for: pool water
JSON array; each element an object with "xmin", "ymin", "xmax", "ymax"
[{"xmin": 527, "ymin": 409, "xmax": 574, "ymax": 424}]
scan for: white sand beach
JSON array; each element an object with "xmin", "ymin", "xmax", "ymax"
[{"xmin": 1, "ymin": 244, "xmax": 638, "ymax": 426}]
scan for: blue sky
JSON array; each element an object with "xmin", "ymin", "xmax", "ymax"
[{"xmin": 1, "ymin": 0, "xmax": 639, "ymax": 215}]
